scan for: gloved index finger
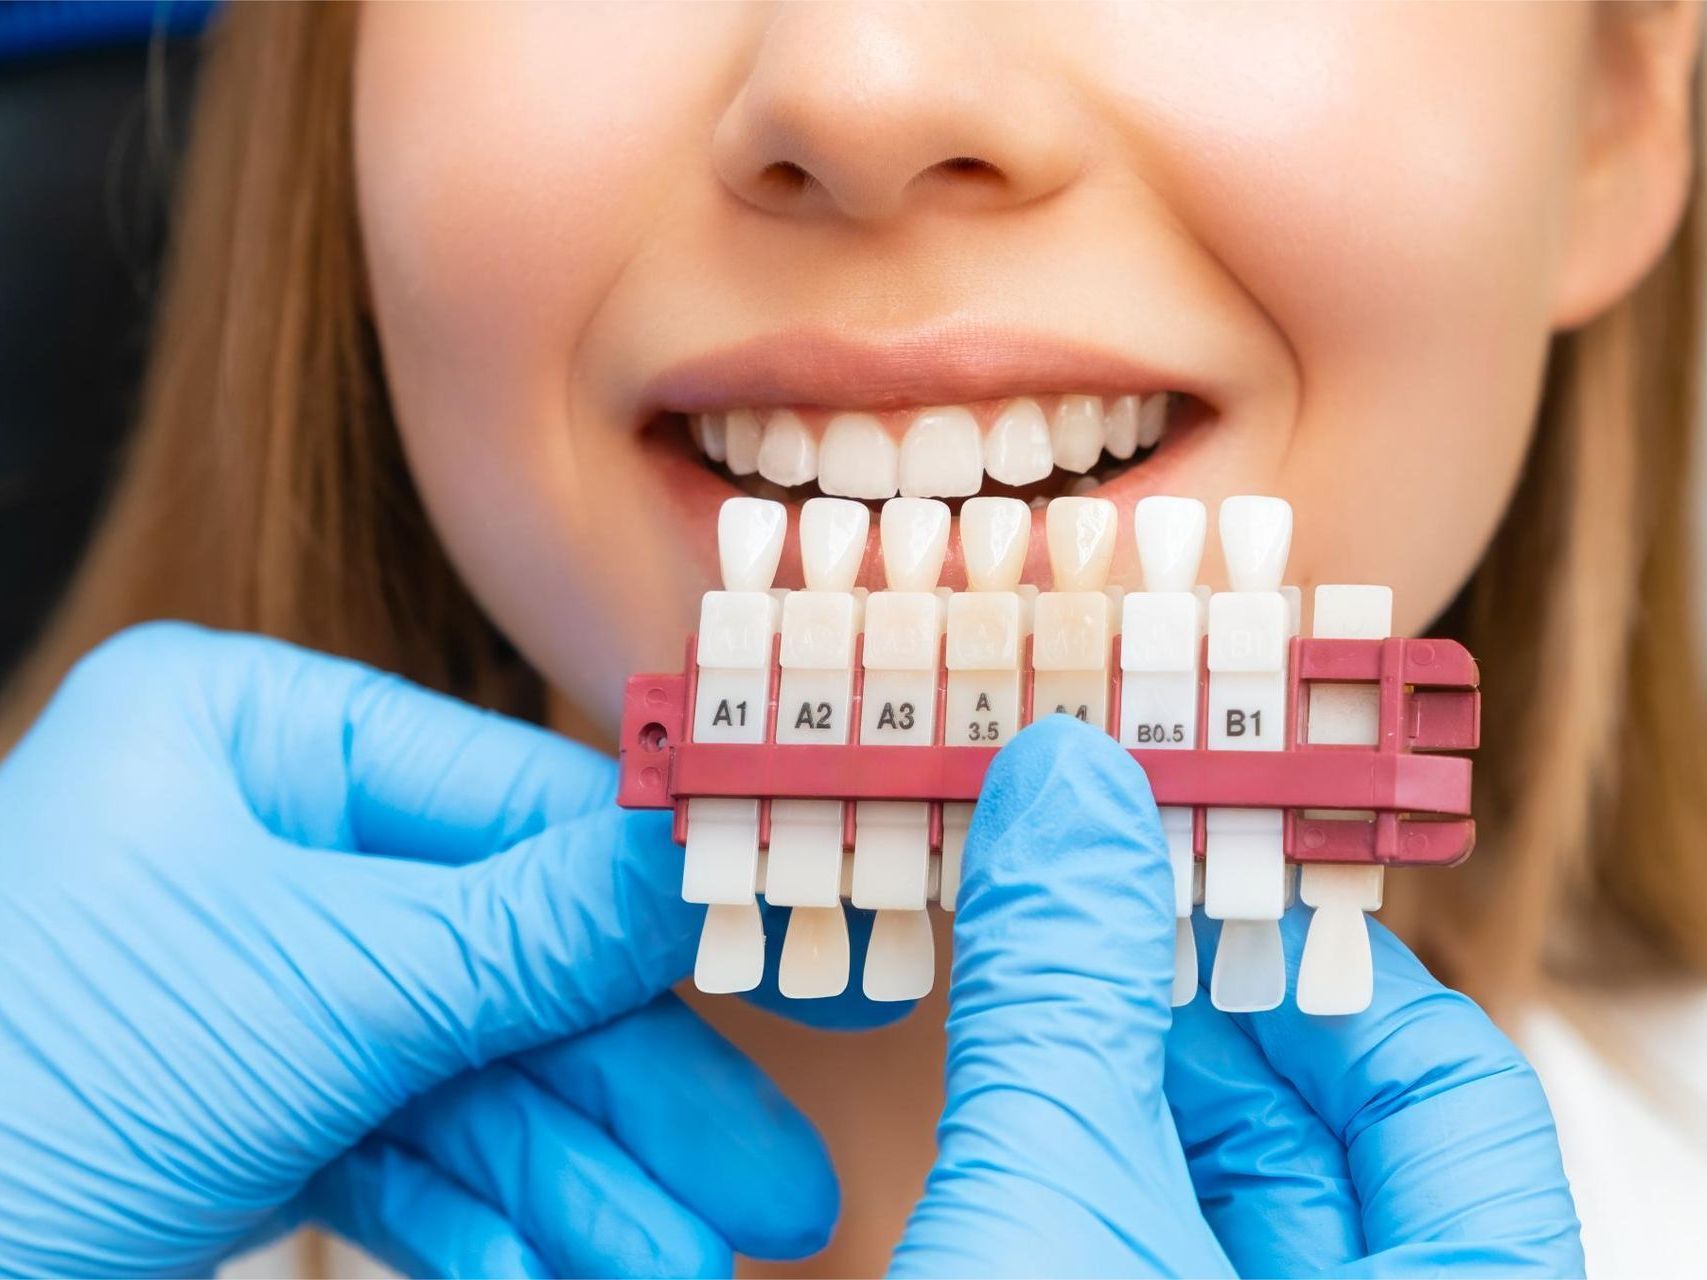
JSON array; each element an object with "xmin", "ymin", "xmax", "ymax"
[
  {"xmin": 1191, "ymin": 908, "xmax": 1584, "ymax": 1275},
  {"xmin": 323, "ymin": 664, "xmax": 618, "ymax": 863},
  {"xmin": 150, "ymin": 624, "xmax": 617, "ymax": 861}
]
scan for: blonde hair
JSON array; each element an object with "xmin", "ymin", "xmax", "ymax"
[{"xmin": 6, "ymin": 5, "xmax": 1705, "ymax": 1013}]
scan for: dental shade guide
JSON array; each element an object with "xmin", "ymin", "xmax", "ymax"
[{"xmin": 621, "ymin": 494, "xmax": 1481, "ymax": 1013}]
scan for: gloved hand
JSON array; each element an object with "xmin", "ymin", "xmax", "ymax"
[
  {"xmin": 893, "ymin": 716, "xmax": 1583, "ymax": 1278},
  {"xmin": 0, "ymin": 624, "xmax": 835, "ymax": 1277}
]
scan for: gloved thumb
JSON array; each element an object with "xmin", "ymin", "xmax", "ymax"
[{"xmin": 895, "ymin": 715, "xmax": 1229, "ymax": 1277}]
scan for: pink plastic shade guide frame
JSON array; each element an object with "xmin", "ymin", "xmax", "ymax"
[{"xmin": 617, "ymin": 632, "xmax": 1480, "ymax": 867}]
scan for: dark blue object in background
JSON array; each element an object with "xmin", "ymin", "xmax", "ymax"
[
  {"xmin": 0, "ymin": 2, "xmax": 216, "ymax": 63},
  {"xmin": 0, "ymin": 1, "xmax": 216, "ymax": 679}
]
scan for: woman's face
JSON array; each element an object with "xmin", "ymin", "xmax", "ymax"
[{"xmin": 353, "ymin": 1, "xmax": 1647, "ymax": 729}]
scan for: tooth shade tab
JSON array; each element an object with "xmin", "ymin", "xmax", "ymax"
[
  {"xmin": 756, "ymin": 409, "xmax": 818, "ymax": 488},
  {"xmin": 1045, "ymin": 496, "xmax": 1118, "ymax": 591},
  {"xmin": 900, "ymin": 407, "xmax": 983, "ymax": 498},
  {"xmin": 880, "ymin": 498, "xmax": 951, "ymax": 591},
  {"xmin": 765, "ymin": 798, "xmax": 846, "ymax": 902},
  {"xmin": 1050, "ymin": 395, "xmax": 1104, "ymax": 474},
  {"xmin": 1172, "ymin": 919, "xmax": 1198, "ymax": 1007},
  {"xmin": 1219, "ymin": 496, "xmax": 1293, "ymax": 592},
  {"xmin": 982, "ymin": 398, "xmax": 1054, "ymax": 487},
  {"xmin": 819, "ymin": 412, "xmax": 900, "ymax": 499},
  {"xmin": 1135, "ymin": 496, "xmax": 1208, "ymax": 594},
  {"xmin": 1295, "ymin": 892, "xmax": 1375, "ymax": 1015},
  {"xmin": 1211, "ymin": 919, "xmax": 1286, "ymax": 1013},
  {"xmin": 798, "ymin": 497, "xmax": 869, "ymax": 592},
  {"xmin": 716, "ymin": 497, "xmax": 787, "ymax": 592},
  {"xmin": 694, "ymin": 901, "xmax": 766, "ymax": 994},
  {"xmin": 681, "ymin": 797, "xmax": 762, "ymax": 904},
  {"xmin": 859, "ymin": 499, "xmax": 946, "ymax": 1001},
  {"xmin": 863, "ymin": 908, "xmax": 935, "ymax": 1001},
  {"xmin": 1296, "ymin": 581, "xmax": 1393, "ymax": 1016},
  {"xmin": 958, "ymin": 496, "xmax": 1030, "ymax": 591},
  {"xmin": 777, "ymin": 905, "xmax": 851, "ymax": 999},
  {"xmin": 1203, "ymin": 503, "xmax": 1292, "ymax": 1013},
  {"xmin": 851, "ymin": 801, "xmax": 933, "ymax": 907}
]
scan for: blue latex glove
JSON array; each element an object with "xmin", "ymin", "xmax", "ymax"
[
  {"xmin": 894, "ymin": 716, "xmax": 1583, "ymax": 1278},
  {"xmin": 0, "ymin": 624, "xmax": 835, "ymax": 1277}
]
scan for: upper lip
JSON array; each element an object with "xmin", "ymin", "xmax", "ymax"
[{"xmin": 638, "ymin": 324, "xmax": 1212, "ymax": 420}]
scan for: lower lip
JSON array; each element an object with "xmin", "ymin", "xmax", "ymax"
[{"xmin": 641, "ymin": 407, "xmax": 1212, "ymax": 591}]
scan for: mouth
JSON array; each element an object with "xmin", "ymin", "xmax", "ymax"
[{"xmin": 639, "ymin": 328, "xmax": 1216, "ymax": 512}]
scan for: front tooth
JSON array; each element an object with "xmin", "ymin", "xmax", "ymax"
[
  {"xmin": 899, "ymin": 406, "xmax": 982, "ymax": 498},
  {"xmin": 695, "ymin": 412, "xmax": 728, "ymax": 463},
  {"xmin": 1136, "ymin": 394, "xmax": 1167, "ymax": 449},
  {"xmin": 1104, "ymin": 395, "xmax": 1140, "ymax": 460},
  {"xmin": 983, "ymin": 398, "xmax": 1053, "ymax": 486},
  {"xmin": 1211, "ymin": 919, "xmax": 1287, "ymax": 1013},
  {"xmin": 862, "ymin": 908, "xmax": 935, "ymax": 1002},
  {"xmin": 1046, "ymin": 495, "xmax": 1118, "ymax": 590},
  {"xmin": 799, "ymin": 496, "xmax": 869, "ymax": 592},
  {"xmin": 1050, "ymin": 395, "xmax": 1104, "ymax": 474},
  {"xmin": 726, "ymin": 409, "xmax": 763, "ymax": 476},
  {"xmin": 958, "ymin": 496, "xmax": 1030, "ymax": 591},
  {"xmin": 819, "ymin": 412, "xmax": 900, "ymax": 499},
  {"xmin": 1134, "ymin": 496, "xmax": 1207, "ymax": 593},
  {"xmin": 880, "ymin": 497, "xmax": 951, "ymax": 592},
  {"xmin": 694, "ymin": 902, "xmax": 766, "ymax": 994},
  {"xmin": 756, "ymin": 410, "xmax": 818, "ymax": 488},
  {"xmin": 717, "ymin": 496, "xmax": 787, "ymax": 591},
  {"xmin": 1219, "ymin": 496, "xmax": 1292, "ymax": 592},
  {"xmin": 778, "ymin": 905, "xmax": 851, "ymax": 999}
]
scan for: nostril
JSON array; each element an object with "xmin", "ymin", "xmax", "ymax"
[
  {"xmin": 918, "ymin": 155, "xmax": 1007, "ymax": 200},
  {"xmin": 759, "ymin": 160, "xmax": 813, "ymax": 196}
]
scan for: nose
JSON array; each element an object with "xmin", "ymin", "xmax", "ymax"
[{"xmin": 713, "ymin": 3, "xmax": 1086, "ymax": 223}]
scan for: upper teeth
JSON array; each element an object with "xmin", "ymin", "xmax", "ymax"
[{"xmin": 689, "ymin": 394, "xmax": 1169, "ymax": 499}]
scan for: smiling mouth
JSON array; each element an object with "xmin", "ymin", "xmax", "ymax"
[{"xmin": 661, "ymin": 391, "xmax": 1202, "ymax": 509}]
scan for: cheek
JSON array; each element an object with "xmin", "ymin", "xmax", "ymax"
[
  {"xmin": 1085, "ymin": 2, "xmax": 1589, "ymax": 625},
  {"xmin": 353, "ymin": 4, "xmax": 743, "ymax": 723}
]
